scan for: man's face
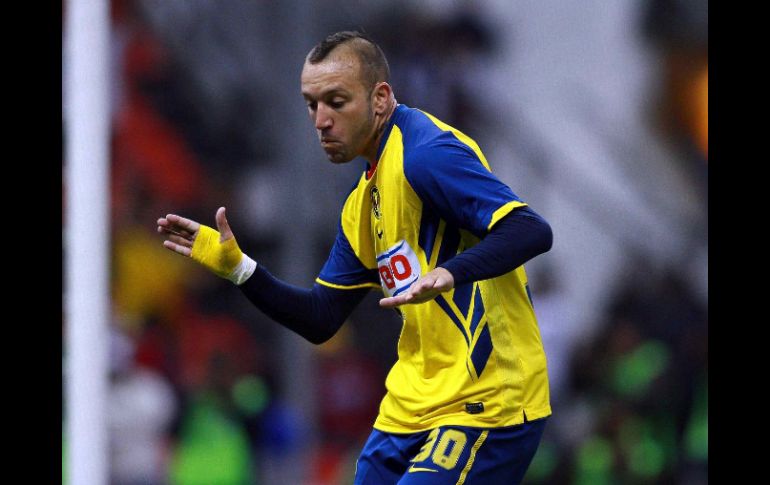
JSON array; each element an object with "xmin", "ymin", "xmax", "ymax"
[{"xmin": 301, "ymin": 48, "xmax": 376, "ymax": 164}]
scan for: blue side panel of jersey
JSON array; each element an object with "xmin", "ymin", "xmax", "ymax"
[
  {"xmin": 435, "ymin": 225, "xmax": 461, "ymax": 267},
  {"xmin": 417, "ymin": 205, "xmax": 440, "ymax": 263}
]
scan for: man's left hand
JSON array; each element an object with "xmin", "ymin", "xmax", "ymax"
[{"xmin": 379, "ymin": 267, "xmax": 455, "ymax": 308}]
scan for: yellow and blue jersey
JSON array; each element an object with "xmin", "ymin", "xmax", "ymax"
[{"xmin": 316, "ymin": 104, "xmax": 551, "ymax": 433}]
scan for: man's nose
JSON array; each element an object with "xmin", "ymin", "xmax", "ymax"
[{"xmin": 315, "ymin": 104, "xmax": 333, "ymax": 130}]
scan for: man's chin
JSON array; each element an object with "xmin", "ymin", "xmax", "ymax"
[{"xmin": 325, "ymin": 149, "xmax": 353, "ymax": 164}]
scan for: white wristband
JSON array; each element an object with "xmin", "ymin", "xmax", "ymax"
[{"xmin": 228, "ymin": 253, "xmax": 257, "ymax": 285}]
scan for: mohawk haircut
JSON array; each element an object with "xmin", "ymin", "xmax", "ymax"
[{"xmin": 307, "ymin": 31, "xmax": 390, "ymax": 92}]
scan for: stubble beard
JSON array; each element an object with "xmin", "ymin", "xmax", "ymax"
[{"xmin": 327, "ymin": 103, "xmax": 376, "ymax": 164}]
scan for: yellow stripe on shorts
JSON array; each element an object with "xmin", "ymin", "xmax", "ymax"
[{"xmin": 456, "ymin": 430, "xmax": 489, "ymax": 485}]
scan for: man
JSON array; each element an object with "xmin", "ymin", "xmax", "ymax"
[{"xmin": 158, "ymin": 31, "xmax": 553, "ymax": 485}]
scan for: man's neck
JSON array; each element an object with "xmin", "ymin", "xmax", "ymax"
[{"xmin": 364, "ymin": 98, "xmax": 398, "ymax": 164}]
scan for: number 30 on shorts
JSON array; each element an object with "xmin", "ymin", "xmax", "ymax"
[{"xmin": 411, "ymin": 428, "xmax": 468, "ymax": 470}]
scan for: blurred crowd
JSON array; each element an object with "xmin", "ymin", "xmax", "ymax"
[{"xmin": 62, "ymin": 0, "xmax": 707, "ymax": 484}]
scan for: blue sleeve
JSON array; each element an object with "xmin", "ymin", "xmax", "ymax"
[
  {"xmin": 238, "ymin": 265, "xmax": 369, "ymax": 344},
  {"xmin": 317, "ymin": 222, "xmax": 380, "ymax": 289},
  {"xmin": 439, "ymin": 206, "xmax": 553, "ymax": 286},
  {"xmin": 404, "ymin": 141, "xmax": 524, "ymax": 239}
]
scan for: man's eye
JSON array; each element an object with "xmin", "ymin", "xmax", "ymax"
[
  {"xmin": 330, "ymin": 100, "xmax": 345, "ymax": 109},
  {"xmin": 306, "ymin": 101, "xmax": 317, "ymax": 111}
]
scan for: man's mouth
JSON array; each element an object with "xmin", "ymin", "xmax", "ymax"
[{"xmin": 321, "ymin": 139, "xmax": 342, "ymax": 151}]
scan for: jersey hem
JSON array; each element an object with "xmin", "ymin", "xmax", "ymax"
[{"xmin": 372, "ymin": 404, "xmax": 552, "ymax": 434}]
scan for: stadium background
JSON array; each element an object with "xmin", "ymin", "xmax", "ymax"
[{"xmin": 61, "ymin": 0, "xmax": 707, "ymax": 483}]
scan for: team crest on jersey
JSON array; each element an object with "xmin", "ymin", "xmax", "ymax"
[
  {"xmin": 376, "ymin": 240, "xmax": 421, "ymax": 297},
  {"xmin": 370, "ymin": 186, "xmax": 382, "ymax": 219}
]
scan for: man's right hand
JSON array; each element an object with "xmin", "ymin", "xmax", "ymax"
[{"xmin": 157, "ymin": 207, "xmax": 256, "ymax": 284}]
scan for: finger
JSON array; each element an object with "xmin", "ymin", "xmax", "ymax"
[
  {"xmin": 411, "ymin": 290, "xmax": 441, "ymax": 304},
  {"xmin": 157, "ymin": 218, "xmax": 171, "ymax": 232},
  {"xmin": 163, "ymin": 214, "xmax": 200, "ymax": 234},
  {"xmin": 168, "ymin": 234, "xmax": 193, "ymax": 248},
  {"xmin": 215, "ymin": 206, "xmax": 234, "ymax": 241},
  {"xmin": 381, "ymin": 290, "xmax": 436, "ymax": 307},
  {"xmin": 157, "ymin": 221, "xmax": 194, "ymax": 239},
  {"xmin": 157, "ymin": 224, "xmax": 194, "ymax": 239},
  {"xmin": 431, "ymin": 275, "xmax": 450, "ymax": 290},
  {"xmin": 379, "ymin": 295, "xmax": 408, "ymax": 308},
  {"xmin": 407, "ymin": 276, "xmax": 435, "ymax": 297},
  {"xmin": 162, "ymin": 240, "xmax": 192, "ymax": 257}
]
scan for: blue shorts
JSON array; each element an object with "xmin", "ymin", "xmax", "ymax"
[{"xmin": 353, "ymin": 418, "xmax": 548, "ymax": 484}]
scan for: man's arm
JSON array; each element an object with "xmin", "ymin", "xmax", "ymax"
[
  {"xmin": 239, "ymin": 266, "xmax": 369, "ymax": 344},
  {"xmin": 439, "ymin": 206, "xmax": 553, "ymax": 286},
  {"xmin": 158, "ymin": 207, "xmax": 367, "ymax": 344},
  {"xmin": 379, "ymin": 206, "xmax": 552, "ymax": 307}
]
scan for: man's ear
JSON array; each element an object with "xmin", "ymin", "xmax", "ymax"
[{"xmin": 372, "ymin": 82, "xmax": 392, "ymax": 115}]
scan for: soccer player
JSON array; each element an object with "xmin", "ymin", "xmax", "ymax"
[{"xmin": 158, "ymin": 31, "xmax": 553, "ymax": 484}]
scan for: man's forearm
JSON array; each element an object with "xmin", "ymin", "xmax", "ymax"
[
  {"xmin": 439, "ymin": 206, "xmax": 553, "ymax": 286},
  {"xmin": 238, "ymin": 265, "xmax": 369, "ymax": 344}
]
